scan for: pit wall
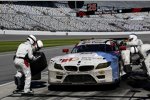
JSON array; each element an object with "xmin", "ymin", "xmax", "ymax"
[{"xmin": 0, "ymin": 30, "xmax": 150, "ymax": 35}]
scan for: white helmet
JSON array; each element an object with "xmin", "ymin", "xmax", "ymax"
[
  {"xmin": 37, "ymin": 40, "xmax": 43, "ymax": 50},
  {"xmin": 27, "ymin": 35, "xmax": 37, "ymax": 45},
  {"xmin": 129, "ymin": 34, "xmax": 137, "ymax": 41},
  {"xmin": 130, "ymin": 46, "xmax": 139, "ymax": 54}
]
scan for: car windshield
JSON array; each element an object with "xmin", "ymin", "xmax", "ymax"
[{"xmin": 71, "ymin": 44, "xmax": 116, "ymax": 53}]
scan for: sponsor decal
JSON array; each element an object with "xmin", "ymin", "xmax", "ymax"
[
  {"xmin": 81, "ymin": 57, "xmax": 103, "ymax": 60},
  {"xmin": 81, "ymin": 57, "xmax": 92, "ymax": 60},
  {"xmin": 60, "ymin": 57, "xmax": 79, "ymax": 63}
]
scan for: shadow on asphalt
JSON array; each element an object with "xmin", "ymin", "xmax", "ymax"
[
  {"xmin": 9, "ymin": 94, "xmax": 149, "ymax": 100},
  {"xmin": 47, "ymin": 74, "xmax": 128, "ymax": 92},
  {"xmin": 31, "ymin": 81, "xmax": 47, "ymax": 89},
  {"xmin": 48, "ymin": 84, "xmax": 119, "ymax": 92},
  {"xmin": 9, "ymin": 76, "xmax": 150, "ymax": 99},
  {"xmin": 48, "ymin": 74, "xmax": 150, "ymax": 92},
  {"xmin": 127, "ymin": 77, "xmax": 150, "ymax": 91}
]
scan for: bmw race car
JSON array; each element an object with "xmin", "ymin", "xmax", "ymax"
[{"xmin": 48, "ymin": 39, "xmax": 125, "ymax": 85}]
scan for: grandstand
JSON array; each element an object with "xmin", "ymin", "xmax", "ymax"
[{"xmin": 0, "ymin": 1, "xmax": 150, "ymax": 32}]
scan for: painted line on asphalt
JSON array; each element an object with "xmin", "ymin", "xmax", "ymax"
[
  {"xmin": 0, "ymin": 48, "xmax": 53, "ymax": 57},
  {"xmin": 0, "ymin": 53, "xmax": 15, "ymax": 57},
  {"xmin": 0, "ymin": 71, "xmax": 48, "ymax": 87},
  {"xmin": 0, "ymin": 81, "xmax": 14, "ymax": 87}
]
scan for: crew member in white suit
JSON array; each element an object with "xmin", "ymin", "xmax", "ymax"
[
  {"xmin": 140, "ymin": 44, "xmax": 150, "ymax": 77},
  {"xmin": 121, "ymin": 33, "xmax": 143, "ymax": 73},
  {"xmin": 14, "ymin": 35, "xmax": 40, "ymax": 93}
]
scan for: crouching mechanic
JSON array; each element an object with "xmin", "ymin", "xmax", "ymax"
[
  {"xmin": 140, "ymin": 44, "xmax": 150, "ymax": 78},
  {"xmin": 14, "ymin": 35, "xmax": 41, "ymax": 94},
  {"xmin": 121, "ymin": 33, "xmax": 143, "ymax": 73}
]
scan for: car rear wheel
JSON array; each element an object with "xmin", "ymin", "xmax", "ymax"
[{"xmin": 124, "ymin": 65, "xmax": 132, "ymax": 74}]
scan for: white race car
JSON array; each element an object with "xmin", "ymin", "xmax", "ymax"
[{"xmin": 48, "ymin": 39, "xmax": 124, "ymax": 85}]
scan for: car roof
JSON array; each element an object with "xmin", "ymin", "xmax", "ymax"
[{"xmin": 77, "ymin": 39, "xmax": 111, "ymax": 46}]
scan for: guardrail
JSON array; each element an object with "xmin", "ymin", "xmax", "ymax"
[{"xmin": 0, "ymin": 30, "xmax": 150, "ymax": 35}]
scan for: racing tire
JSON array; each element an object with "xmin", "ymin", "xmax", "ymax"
[
  {"xmin": 32, "ymin": 73, "xmax": 41, "ymax": 80},
  {"xmin": 30, "ymin": 52, "xmax": 47, "ymax": 77},
  {"xmin": 141, "ymin": 61, "xmax": 148, "ymax": 73},
  {"xmin": 124, "ymin": 65, "xmax": 132, "ymax": 74},
  {"xmin": 114, "ymin": 79, "xmax": 120, "ymax": 87},
  {"xmin": 109, "ymin": 79, "xmax": 120, "ymax": 89}
]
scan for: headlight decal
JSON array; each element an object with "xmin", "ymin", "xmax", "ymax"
[
  {"xmin": 96, "ymin": 52, "xmax": 119, "ymax": 80},
  {"xmin": 96, "ymin": 62, "xmax": 111, "ymax": 69},
  {"xmin": 54, "ymin": 63, "xmax": 63, "ymax": 70}
]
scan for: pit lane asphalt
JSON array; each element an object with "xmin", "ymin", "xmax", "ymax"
[
  {"xmin": 0, "ymin": 34, "xmax": 150, "ymax": 100},
  {"xmin": 0, "ymin": 45, "xmax": 73, "ymax": 85}
]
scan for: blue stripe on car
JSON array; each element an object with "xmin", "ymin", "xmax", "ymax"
[{"xmin": 96, "ymin": 52, "xmax": 119, "ymax": 80}]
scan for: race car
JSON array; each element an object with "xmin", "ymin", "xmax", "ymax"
[{"xmin": 48, "ymin": 39, "xmax": 125, "ymax": 85}]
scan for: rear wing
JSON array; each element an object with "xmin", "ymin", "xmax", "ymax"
[
  {"xmin": 108, "ymin": 38, "xmax": 128, "ymax": 41},
  {"xmin": 80, "ymin": 38, "xmax": 128, "ymax": 41}
]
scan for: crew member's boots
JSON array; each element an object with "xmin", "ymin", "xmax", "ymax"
[{"xmin": 14, "ymin": 76, "xmax": 24, "ymax": 92}]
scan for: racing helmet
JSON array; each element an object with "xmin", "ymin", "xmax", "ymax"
[
  {"xmin": 129, "ymin": 34, "xmax": 137, "ymax": 41},
  {"xmin": 27, "ymin": 35, "xmax": 37, "ymax": 45},
  {"xmin": 37, "ymin": 40, "xmax": 43, "ymax": 50},
  {"xmin": 130, "ymin": 46, "xmax": 139, "ymax": 54}
]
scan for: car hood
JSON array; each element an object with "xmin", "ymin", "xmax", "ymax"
[{"xmin": 51, "ymin": 52, "xmax": 118, "ymax": 66}]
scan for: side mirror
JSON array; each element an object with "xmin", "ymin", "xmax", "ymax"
[
  {"xmin": 119, "ymin": 46, "xmax": 126, "ymax": 50},
  {"xmin": 62, "ymin": 49, "xmax": 69, "ymax": 53}
]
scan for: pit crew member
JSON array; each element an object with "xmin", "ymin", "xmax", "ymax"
[
  {"xmin": 121, "ymin": 34, "xmax": 143, "ymax": 73},
  {"xmin": 14, "ymin": 35, "xmax": 40, "ymax": 94}
]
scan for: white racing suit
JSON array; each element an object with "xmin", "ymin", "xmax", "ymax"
[
  {"xmin": 121, "ymin": 39, "xmax": 143, "ymax": 73},
  {"xmin": 140, "ymin": 44, "xmax": 150, "ymax": 77},
  {"xmin": 14, "ymin": 41, "xmax": 37, "ymax": 93}
]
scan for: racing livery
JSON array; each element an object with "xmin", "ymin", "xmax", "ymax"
[{"xmin": 48, "ymin": 39, "xmax": 123, "ymax": 85}]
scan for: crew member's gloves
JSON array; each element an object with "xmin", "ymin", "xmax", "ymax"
[{"xmin": 33, "ymin": 55, "xmax": 41, "ymax": 61}]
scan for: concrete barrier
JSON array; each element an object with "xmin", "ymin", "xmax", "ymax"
[{"xmin": 0, "ymin": 30, "xmax": 150, "ymax": 35}]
